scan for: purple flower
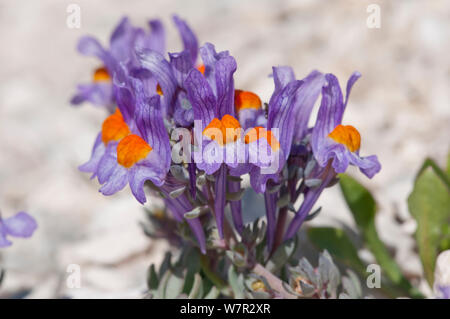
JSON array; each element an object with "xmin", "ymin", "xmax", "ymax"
[
  {"xmin": 71, "ymin": 15, "xmax": 197, "ymax": 111},
  {"xmin": 243, "ymin": 67, "xmax": 325, "ymax": 250},
  {"xmin": 79, "ymin": 64, "xmax": 137, "ymax": 183},
  {"xmin": 98, "ymin": 83, "xmax": 171, "ymax": 204},
  {"xmin": 185, "ymin": 43, "xmax": 240, "ymax": 176},
  {"xmin": 246, "ymin": 67, "xmax": 326, "ymax": 194},
  {"xmin": 79, "ymin": 16, "xmax": 199, "ymax": 204},
  {"xmin": 285, "ymin": 72, "xmax": 381, "ymax": 240},
  {"xmin": 311, "ymin": 72, "xmax": 381, "ymax": 178},
  {"xmin": 133, "ymin": 15, "xmax": 200, "ymax": 123},
  {"xmin": 74, "ymin": 15, "xmax": 384, "ymax": 257},
  {"xmin": 0, "ymin": 212, "xmax": 37, "ymax": 248},
  {"xmin": 183, "ymin": 43, "xmax": 241, "ymax": 239},
  {"xmin": 71, "ymin": 17, "xmax": 163, "ymax": 110}
]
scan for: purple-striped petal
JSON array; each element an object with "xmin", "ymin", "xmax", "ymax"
[
  {"xmin": 109, "ymin": 17, "xmax": 136, "ymax": 62},
  {"xmin": 128, "ymin": 163, "xmax": 163, "ymax": 204},
  {"xmin": 185, "ymin": 68, "xmax": 216, "ymax": 130},
  {"xmin": 199, "ymin": 43, "xmax": 229, "ymax": 94},
  {"xmin": 79, "ymin": 133, "xmax": 105, "ymax": 178},
  {"xmin": 173, "ymin": 15, "xmax": 198, "ymax": 65},
  {"xmin": 215, "ymin": 56, "xmax": 237, "ymax": 118},
  {"xmin": 272, "ymin": 66, "xmax": 295, "ymax": 94},
  {"xmin": 311, "ymin": 74, "xmax": 345, "ymax": 167},
  {"xmin": 99, "ymin": 165, "xmax": 128, "ymax": 196},
  {"xmin": 344, "ymin": 71, "xmax": 362, "ymax": 107},
  {"xmin": 237, "ymin": 108, "xmax": 266, "ymax": 130},
  {"xmin": 169, "ymin": 51, "xmax": 194, "ymax": 84},
  {"xmin": 146, "ymin": 19, "xmax": 166, "ymax": 55},
  {"xmin": 267, "ymin": 80, "xmax": 303, "ymax": 162},
  {"xmin": 3, "ymin": 212, "xmax": 37, "ymax": 238},
  {"xmin": 77, "ymin": 36, "xmax": 107, "ymax": 60},
  {"xmin": 96, "ymin": 143, "xmax": 119, "ymax": 184},
  {"xmin": 292, "ymin": 70, "xmax": 326, "ymax": 142},
  {"xmin": 136, "ymin": 49, "xmax": 177, "ymax": 114},
  {"xmin": 70, "ymin": 83, "xmax": 114, "ymax": 109}
]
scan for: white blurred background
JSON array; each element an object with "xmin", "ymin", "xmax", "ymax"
[{"xmin": 0, "ymin": 0, "xmax": 448, "ymax": 298}]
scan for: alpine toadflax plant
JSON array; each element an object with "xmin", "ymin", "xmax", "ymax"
[{"xmin": 73, "ymin": 15, "xmax": 381, "ymax": 298}]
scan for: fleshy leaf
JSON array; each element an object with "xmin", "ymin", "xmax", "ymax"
[
  {"xmin": 307, "ymin": 227, "xmax": 365, "ymax": 274},
  {"xmin": 408, "ymin": 163, "xmax": 450, "ymax": 286}
]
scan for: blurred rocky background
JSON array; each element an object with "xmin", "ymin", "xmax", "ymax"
[{"xmin": 0, "ymin": 0, "xmax": 448, "ymax": 298}]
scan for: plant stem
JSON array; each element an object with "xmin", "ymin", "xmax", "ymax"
[{"xmin": 270, "ymin": 207, "xmax": 288, "ymax": 257}]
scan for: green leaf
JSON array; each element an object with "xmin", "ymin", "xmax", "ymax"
[
  {"xmin": 408, "ymin": 165, "xmax": 450, "ymax": 286},
  {"xmin": 339, "ymin": 174, "xmax": 421, "ymax": 298},
  {"xmin": 184, "ymin": 207, "xmax": 201, "ymax": 219},
  {"xmin": 416, "ymin": 158, "xmax": 450, "ymax": 188},
  {"xmin": 164, "ymin": 270, "xmax": 185, "ymax": 299},
  {"xmin": 266, "ymin": 238, "xmax": 297, "ymax": 273},
  {"xmin": 188, "ymin": 274, "xmax": 203, "ymax": 299},
  {"xmin": 204, "ymin": 286, "xmax": 220, "ymax": 299},
  {"xmin": 307, "ymin": 227, "xmax": 365, "ymax": 274},
  {"xmin": 147, "ymin": 264, "xmax": 159, "ymax": 290},
  {"xmin": 199, "ymin": 255, "xmax": 226, "ymax": 290},
  {"xmin": 169, "ymin": 186, "xmax": 186, "ymax": 199},
  {"xmin": 159, "ymin": 252, "xmax": 172, "ymax": 278},
  {"xmin": 181, "ymin": 248, "xmax": 201, "ymax": 294},
  {"xmin": 228, "ymin": 266, "xmax": 245, "ymax": 299}
]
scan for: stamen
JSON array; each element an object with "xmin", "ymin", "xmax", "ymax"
[
  {"xmin": 245, "ymin": 126, "xmax": 280, "ymax": 151},
  {"xmin": 234, "ymin": 90, "xmax": 262, "ymax": 112},
  {"xmin": 328, "ymin": 124, "xmax": 361, "ymax": 152},
  {"xmin": 101, "ymin": 109, "xmax": 130, "ymax": 145},
  {"xmin": 93, "ymin": 67, "xmax": 110, "ymax": 82},
  {"xmin": 117, "ymin": 134, "xmax": 152, "ymax": 168}
]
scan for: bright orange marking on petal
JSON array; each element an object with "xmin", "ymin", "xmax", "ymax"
[
  {"xmin": 328, "ymin": 124, "xmax": 361, "ymax": 152},
  {"xmin": 101, "ymin": 108, "xmax": 131, "ymax": 145},
  {"xmin": 221, "ymin": 114, "xmax": 241, "ymax": 144},
  {"xmin": 117, "ymin": 134, "xmax": 152, "ymax": 168},
  {"xmin": 156, "ymin": 83, "xmax": 163, "ymax": 96},
  {"xmin": 202, "ymin": 115, "xmax": 242, "ymax": 146},
  {"xmin": 93, "ymin": 67, "xmax": 110, "ymax": 82},
  {"xmin": 197, "ymin": 64, "xmax": 205, "ymax": 75},
  {"xmin": 245, "ymin": 126, "xmax": 280, "ymax": 151},
  {"xmin": 234, "ymin": 90, "xmax": 262, "ymax": 113}
]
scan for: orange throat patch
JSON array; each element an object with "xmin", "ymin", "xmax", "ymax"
[
  {"xmin": 117, "ymin": 134, "xmax": 152, "ymax": 168},
  {"xmin": 93, "ymin": 66, "xmax": 110, "ymax": 82},
  {"xmin": 202, "ymin": 114, "xmax": 242, "ymax": 146},
  {"xmin": 101, "ymin": 109, "xmax": 131, "ymax": 145},
  {"xmin": 328, "ymin": 124, "xmax": 361, "ymax": 152},
  {"xmin": 244, "ymin": 126, "xmax": 280, "ymax": 151},
  {"xmin": 234, "ymin": 90, "xmax": 262, "ymax": 113}
]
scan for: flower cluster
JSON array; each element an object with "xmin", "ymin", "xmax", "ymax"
[{"xmin": 73, "ymin": 15, "xmax": 381, "ymax": 254}]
